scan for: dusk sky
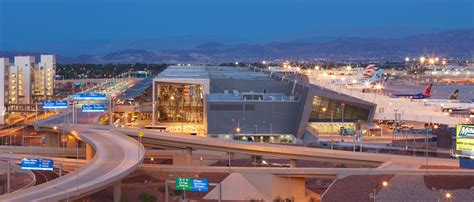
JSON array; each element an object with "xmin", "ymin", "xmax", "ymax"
[{"xmin": 1, "ymin": 0, "xmax": 473, "ymax": 55}]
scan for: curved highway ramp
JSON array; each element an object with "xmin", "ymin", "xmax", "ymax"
[{"xmin": 0, "ymin": 125, "xmax": 145, "ymax": 202}]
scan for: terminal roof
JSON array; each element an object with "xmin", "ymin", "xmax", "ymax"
[
  {"xmin": 116, "ymin": 77, "xmax": 153, "ymax": 100},
  {"xmin": 155, "ymin": 65, "xmax": 271, "ymax": 81}
]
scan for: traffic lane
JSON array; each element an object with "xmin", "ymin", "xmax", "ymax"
[
  {"xmin": 39, "ymin": 109, "xmax": 102, "ymax": 126},
  {"xmin": 117, "ymin": 128, "xmax": 388, "ymax": 166},
  {"xmin": 37, "ymin": 128, "xmax": 131, "ymax": 201},
  {"xmin": 0, "ymin": 128, "xmax": 131, "ymax": 201},
  {"xmin": 0, "ymin": 127, "xmax": 143, "ymax": 201},
  {"xmin": 118, "ymin": 128, "xmax": 457, "ymax": 167}
]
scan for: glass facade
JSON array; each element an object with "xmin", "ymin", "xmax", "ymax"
[
  {"xmin": 308, "ymin": 96, "xmax": 370, "ymax": 122},
  {"xmin": 156, "ymin": 82, "xmax": 204, "ymax": 123}
]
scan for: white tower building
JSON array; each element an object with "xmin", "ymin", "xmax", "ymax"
[
  {"xmin": 0, "ymin": 58, "xmax": 9, "ymax": 124},
  {"xmin": 12, "ymin": 56, "xmax": 35, "ymax": 104},
  {"xmin": 0, "ymin": 54, "xmax": 56, "ymax": 125},
  {"xmin": 35, "ymin": 55, "xmax": 56, "ymax": 100}
]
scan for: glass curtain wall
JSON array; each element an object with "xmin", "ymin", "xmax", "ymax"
[
  {"xmin": 308, "ymin": 96, "xmax": 369, "ymax": 122},
  {"xmin": 156, "ymin": 82, "xmax": 204, "ymax": 123}
]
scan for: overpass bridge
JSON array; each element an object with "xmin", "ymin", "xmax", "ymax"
[
  {"xmin": 54, "ymin": 78, "xmax": 138, "ymax": 84},
  {"xmin": 0, "ymin": 146, "xmax": 86, "ymax": 158},
  {"xmin": 141, "ymin": 164, "xmax": 474, "ymax": 178},
  {"xmin": 116, "ymin": 127, "xmax": 459, "ymax": 168},
  {"xmin": 0, "ymin": 107, "xmax": 144, "ymax": 202},
  {"xmin": 1, "ymin": 108, "xmax": 468, "ymax": 201}
]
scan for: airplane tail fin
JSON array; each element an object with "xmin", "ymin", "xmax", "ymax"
[
  {"xmin": 448, "ymin": 89, "xmax": 459, "ymax": 100},
  {"xmin": 422, "ymin": 83, "xmax": 433, "ymax": 97},
  {"xmin": 362, "ymin": 64, "xmax": 375, "ymax": 77},
  {"xmin": 368, "ymin": 69, "xmax": 384, "ymax": 83},
  {"xmin": 364, "ymin": 64, "xmax": 375, "ymax": 71}
]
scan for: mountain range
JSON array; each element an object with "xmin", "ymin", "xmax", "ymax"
[{"xmin": 1, "ymin": 29, "xmax": 473, "ymax": 64}]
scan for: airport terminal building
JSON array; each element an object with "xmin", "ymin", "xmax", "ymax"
[{"xmin": 152, "ymin": 65, "xmax": 376, "ymax": 142}]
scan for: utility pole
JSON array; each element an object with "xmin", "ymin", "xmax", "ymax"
[{"xmin": 6, "ymin": 161, "xmax": 10, "ymax": 194}]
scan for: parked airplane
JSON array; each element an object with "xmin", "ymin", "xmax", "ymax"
[
  {"xmin": 361, "ymin": 64, "xmax": 376, "ymax": 78},
  {"xmin": 390, "ymin": 83, "xmax": 432, "ymax": 99},
  {"xmin": 333, "ymin": 69, "xmax": 384, "ymax": 85},
  {"xmin": 422, "ymin": 89, "xmax": 461, "ymax": 105},
  {"xmin": 440, "ymin": 103, "xmax": 474, "ymax": 114}
]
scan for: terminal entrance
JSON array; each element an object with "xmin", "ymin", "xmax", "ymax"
[
  {"xmin": 227, "ymin": 134, "xmax": 295, "ymax": 144},
  {"xmin": 309, "ymin": 122, "xmax": 356, "ymax": 136}
]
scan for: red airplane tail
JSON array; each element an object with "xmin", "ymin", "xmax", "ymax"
[
  {"xmin": 362, "ymin": 64, "xmax": 375, "ymax": 77},
  {"xmin": 364, "ymin": 64, "xmax": 375, "ymax": 70},
  {"xmin": 422, "ymin": 83, "xmax": 433, "ymax": 97}
]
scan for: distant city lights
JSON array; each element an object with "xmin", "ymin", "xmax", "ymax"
[{"xmin": 419, "ymin": 57, "xmax": 426, "ymax": 63}]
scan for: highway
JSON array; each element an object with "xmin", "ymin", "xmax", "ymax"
[
  {"xmin": 0, "ymin": 86, "xmax": 468, "ymax": 201},
  {"xmin": 141, "ymin": 164, "xmax": 474, "ymax": 177},
  {"xmin": 0, "ymin": 110, "xmax": 144, "ymax": 201},
  {"xmin": 117, "ymin": 128, "xmax": 460, "ymax": 168}
]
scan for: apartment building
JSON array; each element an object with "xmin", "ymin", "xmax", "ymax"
[{"xmin": 0, "ymin": 55, "xmax": 56, "ymax": 125}]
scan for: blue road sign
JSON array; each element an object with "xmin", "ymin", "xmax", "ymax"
[
  {"xmin": 43, "ymin": 100, "xmax": 68, "ymax": 109},
  {"xmin": 191, "ymin": 178, "xmax": 209, "ymax": 192},
  {"xmin": 21, "ymin": 158, "xmax": 54, "ymax": 171},
  {"xmin": 82, "ymin": 104, "xmax": 105, "ymax": 112},
  {"xmin": 73, "ymin": 93, "xmax": 107, "ymax": 100}
]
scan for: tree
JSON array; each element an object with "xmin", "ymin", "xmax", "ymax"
[{"xmin": 138, "ymin": 192, "xmax": 156, "ymax": 202}]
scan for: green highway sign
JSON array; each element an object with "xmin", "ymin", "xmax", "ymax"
[
  {"xmin": 176, "ymin": 178, "xmax": 193, "ymax": 191},
  {"xmin": 175, "ymin": 178, "xmax": 209, "ymax": 192}
]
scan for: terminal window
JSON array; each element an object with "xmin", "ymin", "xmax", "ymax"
[
  {"xmin": 156, "ymin": 82, "xmax": 204, "ymax": 123},
  {"xmin": 308, "ymin": 96, "xmax": 369, "ymax": 122}
]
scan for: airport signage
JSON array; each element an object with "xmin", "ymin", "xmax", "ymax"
[
  {"xmin": 458, "ymin": 125, "xmax": 474, "ymax": 137},
  {"xmin": 82, "ymin": 104, "xmax": 105, "ymax": 112},
  {"xmin": 175, "ymin": 178, "xmax": 209, "ymax": 192},
  {"xmin": 21, "ymin": 158, "xmax": 54, "ymax": 171},
  {"xmin": 43, "ymin": 100, "xmax": 68, "ymax": 109},
  {"xmin": 456, "ymin": 125, "xmax": 474, "ymax": 153},
  {"xmin": 73, "ymin": 93, "xmax": 107, "ymax": 100}
]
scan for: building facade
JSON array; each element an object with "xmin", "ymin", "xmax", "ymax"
[
  {"xmin": 0, "ymin": 58, "xmax": 8, "ymax": 124},
  {"xmin": 0, "ymin": 55, "xmax": 56, "ymax": 125},
  {"xmin": 12, "ymin": 56, "xmax": 35, "ymax": 104},
  {"xmin": 152, "ymin": 66, "xmax": 376, "ymax": 141},
  {"xmin": 35, "ymin": 55, "xmax": 56, "ymax": 101}
]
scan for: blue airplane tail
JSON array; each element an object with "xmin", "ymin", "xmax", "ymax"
[{"xmin": 368, "ymin": 69, "xmax": 384, "ymax": 83}]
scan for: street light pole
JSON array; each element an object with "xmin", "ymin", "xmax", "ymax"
[
  {"xmin": 72, "ymin": 101, "xmax": 75, "ymax": 125},
  {"xmin": 109, "ymin": 96, "xmax": 113, "ymax": 126},
  {"xmin": 425, "ymin": 128, "xmax": 429, "ymax": 174},
  {"xmin": 76, "ymin": 138, "xmax": 79, "ymax": 195},
  {"xmin": 138, "ymin": 131, "xmax": 144, "ymax": 167},
  {"xmin": 371, "ymin": 181, "xmax": 388, "ymax": 202},
  {"xmin": 22, "ymin": 115, "xmax": 26, "ymax": 146},
  {"xmin": 61, "ymin": 134, "xmax": 67, "ymax": 177},
  {"xmin": 35, "ymin": 103, "xmax": 38, "ymax": 127},
  {"xmin": 231, "ymin": 122, "xmax": 240, "ymax": 168},
  {"xmin": 6, "ymin": 161, "xmax": 10, "ymax": 194}
]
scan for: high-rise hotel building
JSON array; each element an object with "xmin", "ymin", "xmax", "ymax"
[
  {"xmin": 0, "ymin": 55, "xmax": 56, "ymax": 124},
  {"xmin": 35, "ymin": 55, "xmax": 56, "ymax": 101}
]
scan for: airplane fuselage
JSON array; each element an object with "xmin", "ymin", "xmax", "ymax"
[{"xmin": 390, "ymin": 93, "xmax": 429, "ymax": 99}]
